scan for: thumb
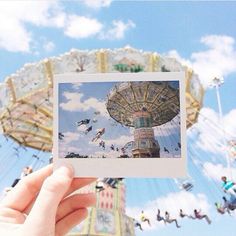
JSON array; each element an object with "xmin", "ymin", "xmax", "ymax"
[{"xmin": 23, "ymin": 166, "xmax": 74, "ymax": 233}]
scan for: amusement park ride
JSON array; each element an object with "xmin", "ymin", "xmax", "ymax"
[
  {"xmin": 0, "ymin": 46, "xmax": 206, "ymax": 235},
  {"xmin": 106, "ymin": 81, "xmax": 180, "ymax": 158}
]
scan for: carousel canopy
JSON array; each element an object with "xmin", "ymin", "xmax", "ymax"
[{"xmin": 0, "ymin": 46, "xmax": 204, "ymax": 151}]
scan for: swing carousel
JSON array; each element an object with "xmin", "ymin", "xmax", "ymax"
[
  {"xmin": 0, "ymin": 47, "xmax": 205, "ymax": 236},
  {"xmin": 106, "ymin": 81, "xmax": 180, "ymax": 158}
]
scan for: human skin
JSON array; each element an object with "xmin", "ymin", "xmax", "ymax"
[{"xmin": 0, "ymin": 164, "xmax": 96, "ymax": 236}]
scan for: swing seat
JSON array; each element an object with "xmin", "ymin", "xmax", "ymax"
[
  {"xmin": 229, "ymin": 195, "xmax": 236, "ymax": 205},
  {"xmin": 182, "ymin": 182, "xmax": 193, "ymax": 191},
  {"xmin": 104, "ymin": 178, "xmax": 118, "ymax": 188}
]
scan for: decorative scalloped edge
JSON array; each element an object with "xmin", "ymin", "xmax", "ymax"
[{"xmin": 0, "ymin": 47, "xmax": 204, "ymax": 151}]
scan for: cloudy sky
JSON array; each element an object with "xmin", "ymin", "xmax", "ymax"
[{"xmin": 0, "ymin": 1, "xmax": 236, "ymax": 236}]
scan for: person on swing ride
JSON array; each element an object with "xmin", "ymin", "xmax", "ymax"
[
  {"xmin": 221, "ymin": 176, "xmax": 236, "ymax": 197},
  {"xmin": 229, "ymin": 195, "xmax": 236, "ymax": 207},
  {"xmin": 214, "ymin": 202, "xmax": 231, "ymax": 215},
  {"xmin": 164, "ymin": 147, "xmax": 169, "ymax": 153},
  {"xmin": 85, "ymin": 126, "xmax": 93, "ymax": 134},
  {"xmin": 58, "ymin": 132, "xmax": 65, "ymax": 140},
  {"xmin": 132, "ymin": 218, "xmax": 143, "ymax": 231},
  {"xmin": 110, "ymin": 144, "xmax": 115, "ymax": 151},
  {"xmin": 95, "ymin": 178, "xmax": 105, "ymax": 192},
  {"xmin": 228, "ymin": 140, "xmax": 236, "ymax": 158},
  {"xmin": 164, "ymin": 211, "xmax": 181, "ymax": 228},
  {"xmin": 77, "ymin": 119, "xmax": 90, "ymax": 126},
  {"xmin": 193, "ymin": 209, "xmax": 211, "ymax": 224},
  {"xmin": 103, "ymin": 178, "xmax": 123, "ymax": 189},
  {"xmin": 99, "ymin": 140, "xmax": 105, "ymax": 150},
  {"xmin": 181, "ymin": 182, "xmax": 193, "ymax": 191},
  {"xmin": 92, "ymin": 128, "xmax": 105, "ymax": 142},
  {"xmin": 156, "ymin": 209, "xmax": 166, "ymax": 224},
  {"xmin": 11, "ymin": 166, "xmax": 33, "ymax": 188},
  {"xmin": 223, "ymin": 196, "xmax": 236, "ymax": 211},
  {"xmin": 140, "ymin": 211, "xmax": 151, "ymax": 226},
  {"xmin": 179, "ymin": 209, "xmax": 195, "ymax": 219}
]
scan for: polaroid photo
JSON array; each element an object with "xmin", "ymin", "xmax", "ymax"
[{"xmin": 53, "ymin": 72, "xmax": 187, "ymax": 177}]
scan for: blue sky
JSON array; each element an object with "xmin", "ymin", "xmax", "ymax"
[{"xmin": 0, "ymin": 1, "xmax": 236, "ymax": 236}]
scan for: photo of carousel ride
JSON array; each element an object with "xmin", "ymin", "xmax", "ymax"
[
  {"xmin": 106, "ymin": 81, "xmax": 180, "ymax": 158},
  {"xmin": 0, "ymin": 47, "xmax": 206, "ymax": 236},
  {"xmin": 58, "ymin": 78, "xmax": 181, "ymax": 160}
]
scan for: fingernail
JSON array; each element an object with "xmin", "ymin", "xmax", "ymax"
[{"xmin": 55, "ymin": 164, "xmax": 74, "ymax": 178}]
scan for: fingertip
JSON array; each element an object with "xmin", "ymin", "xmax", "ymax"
[
  {"xmin": 89, "ymin": 193, "xmax": 97, "ymax": 206},
  {"xmin": 54, "ymin": 164, "xmax": 74, "ymax": 179}
]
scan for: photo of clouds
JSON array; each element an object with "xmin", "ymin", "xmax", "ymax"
[{"xmin": 58, "ymin": 80, "xmax": 182, "ymax": 159}]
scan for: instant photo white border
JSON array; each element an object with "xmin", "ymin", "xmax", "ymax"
[{"xmin": 53, "ymin": 72, "xmax": 187, "ymax": 178}]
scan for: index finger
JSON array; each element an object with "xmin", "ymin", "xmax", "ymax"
[
  {"xmin": 0, "ymin": 165, "xmax": 53, "ymax": 212},
  {"xmin": 1, "ymin": 164, "xmax": 96, "ymax": 213},
  {"xmin": 65, "ymin": 177, "xmax": 97, "ymax": 197},
  {"xmin": 23, "ymin": 177, "xmax": 97, "ymax": 215}
]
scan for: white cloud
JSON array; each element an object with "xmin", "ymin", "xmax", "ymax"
[
  {"xmin": 160, "ymin": 151, "xmax": 180, "ymax": 158},
  {"xmin": 224, "ymin": 109, "xmax": 236, "ymax": 138},
  {"xmin": 60, "ymin": 92, "xmax": 83, "ymax": 111},
  {"xmin": 64, "ymin": 15, "xmax": 103, "ymax": 39},
  {"xmin": 59, "ymin": 145, "xmax": 81, "ymax": 157},
  {"xmin": 88, "ymin": 134, "xmax": 133, "ymax": 155},
  {"xmin": 62, "ymin": 131, "xmax": 81, "ymax": 145},
  {"xmin": 166, "ymin": 50, "xmax": 193, "ymax": 68},
  {"xmin": 0, "ymin": 1, "xmax": 63, "ymax": 52},
  {"xmin": 192, "ymin": 35, "xmax": 236, "ymax": 88},
  {"xmin": 154, "ymin": 115, "xmax": 180, "ymax": 137},
  {"xmin": 67, "ymin": 146, "xmax": 81, "ymax": 153},
  {"xmin": 127, "ymin": 191, "xmax": 210, "ymax": 231},
  {"xmin": 43, "ymin": 41, "xmax": 55, "ymax": 52},
  {"xmin": 77, "ymin": 124, "xmax": 88, "ymax": 133},
  {"xmin": 202, "ymin": 162, "xmax": 236, "ymax": 182},
  {"xmin": 82, "ymin": 0, "xmax": 112, "ymax": 9},
  {"xmin": 0, "ymin": 19, "xmax": 32, "ymax": 52},
  {"xmin": 103, "ymin": 134, "xmax": 133, "ymax": 147},
  {"xmin": 72, "ymin": 83, "xmax": 82, "ymax": 90},
  {"xmin": 0, "ymin": 1, "xmax": 134, "ymax": 52},
  {"xmin": 63, "ymin": 17, "xmax": 135, "ymax": 40},
  {"xmin": 192, "ymin": 108, "xmax": 224, "ymax": 155},
  {"xmin": 59, "ymin": 131, "xmax": 81, "ymax": 156},
  {"xmin": 187, "ymin": 107, "xmax": 236, "ymax": 156},
  {"xmin": 63, "ymin": 18, "xmax": 135, "ymax": 40},
  {"xmin": 0, "ymin": 1, "xmax": 64, "ymax": 27},
  {"xmin": 93, "ymin": 150, "xmax": 120, "ymax": 158},
  {"xmin": 60, "ymin": 92, "xmax": 109, "ymax": 118},
  {"xmin": 100, "ymin": 20, "xmax": 135, "ymax": 40},
  {"xmin": 167, "ymin": 35, "xmax": 236, "ymax": 88}
]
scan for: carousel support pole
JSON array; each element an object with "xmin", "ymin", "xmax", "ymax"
[{"xmin": 211, "ymin": 77, "xmax": 232, "ymax": 179}]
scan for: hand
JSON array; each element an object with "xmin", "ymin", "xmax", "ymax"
[{"xmin": 0, "ymin": 165, "xmax": 96, "ymax": 236}]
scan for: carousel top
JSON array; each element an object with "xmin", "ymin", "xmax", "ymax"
[
  {"xmin": 0, "ymin": 46, "xmax": 204, "ymax": 151},
  {"xmin": 106, "ymin": 81, "xmax": 179, "ymax": 127}
]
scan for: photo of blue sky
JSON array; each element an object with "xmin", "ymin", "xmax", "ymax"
[{"xmin": 58, "ymin": 81, "xmax": 181, "ymax": 159}]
